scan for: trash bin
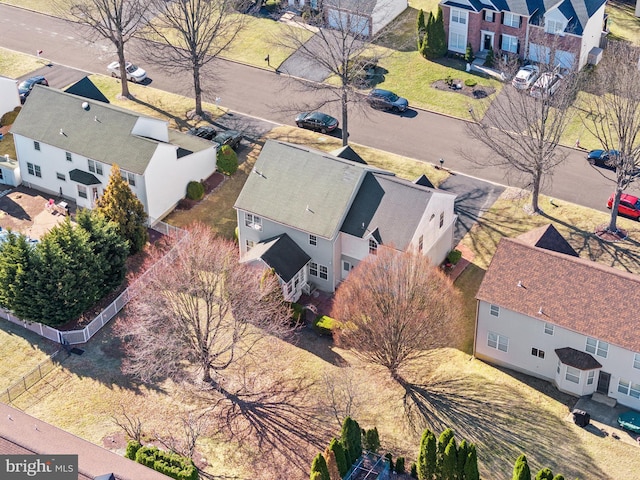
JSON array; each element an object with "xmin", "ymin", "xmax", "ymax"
[{"xmin": 572, "ymin": 409, "xmax": 590, "ymax": 427}]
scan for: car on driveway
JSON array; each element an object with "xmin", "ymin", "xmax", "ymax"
[
  {"xmin": 607, "ymin": 192, "xmax": 640, "ymax": 220},
  {"xmin": 187, "ymin": 125, "xmax": 216, "ymax": 140},
  {"xmin": 18, "ymin": 76, "xmax": 48, "ymax": 103},
  {"xmin": 530, "ymin": 72, "xmax": 562, "ymax": 98},
  {"xmin": 107, "ymin": 61, "xmax": 147, "ymax": 83},
  {"xmin": 295, "ymin": 111, "xmax": 339, "ymax": 133},
  {"xmin": 512, "ymin": 65, "xmax": 539, "ymax": 90},
  {"xmin": 213, "ymin": 129, "xmax": 242, "ymax": 150},
  {"xmin": 366, "ymin": 88, "xmax": 409, "ymax": 112}
]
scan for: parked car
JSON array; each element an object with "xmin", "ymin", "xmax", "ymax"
[
  {"xmin": 530, "ymin": 73, "xmax": 562, "ymax": 98},
  {"xmin": 295, "ymin": 111, "xmax": 339, "ymax": 133},
  {"xmin": 18, "ymin": 76, "xmax": 48, "ymax": 103},
  {"xmin": 366, "ymin": 88, "xmax": 409, "ymax": 112},
  {"xmin": 107, "ymin": 61, "xmax": 147, "ymax": 83},
  {"xmin": 187, "ymin": 126, "xmax": 216, "ymax": 140},
  {"xmin": 213, "ymin": 129, "xmax": 242, "ymax": 150},
  {"xmin": 512, "ymin": 65, "xmax": 539, "ymax": 90},
  {"xmin": 607, "ymin": 192, "xmax": 640, "ymax": 220},
  {"xmin": 587, "ymin": 149, "xmax": 620, "ymax": 169}
]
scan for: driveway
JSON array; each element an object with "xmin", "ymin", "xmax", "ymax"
[
  {"xmin": 18, "ymin": 64, "xmax": 90, "ymax": 91},
  {"xmin": 277, "ymin": 31, "xmax": 334, "ymax": 82}
]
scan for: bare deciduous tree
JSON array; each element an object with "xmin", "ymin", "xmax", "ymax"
[
  {"xmin": 111, "ymin": 405, "xmax": 144, "ymax": 442},
  {"xmin": 68, "ymin": 0, "xmax": 151, "ymax": 98},
  {"xmin": 118, "ymin": 223, "xmax": 294, "ymax": 386},
  {"xmin": 331, "ymin": 248, "xmax": 463, "ymax": 380},
  {"xmin": 318, "ymin": 370, "xmax": 363, "ymax": 427},
  {"xmin": 465, "ymin": 39, "xmax": 578, "ymax": 213},
  {"xmin": 145, "ymin": 0, "xmax": 245, "ymax": 117},
  {"xmin": 579, "ymin": 40, "xmax": 640, "ymax": 234},
  {"xmin": 275, "ymin": 0, "xmax": 401, "ymax": 146},
  {"xmin": 153, "ymin": 411, "xmax": 210, "ymax": 458}
]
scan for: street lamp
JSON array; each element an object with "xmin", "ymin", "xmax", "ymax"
[{"xmin": 439, "ymin": 158, "xmax": 444, "ymax": 169}]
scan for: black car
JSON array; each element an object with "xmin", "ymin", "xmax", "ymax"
[
  {"xmin": 587, "ymin": 149, "xmax": 620, "ymax": 169},
  {"xmin": 295, "ymin": 111, "xmax": 339, "ymax": 133},
  {"xmin": 187, "ymin": 126, "xmax": 217, "ymax": 140},
  {"xmin": 213, "ymin": 129, "xmax": 242, "ymax": 150},
  {"xmin": 18, "ymin": 76, "xmax": 48, "ymax": 103},
  {"xmin": 366, "ymin": 88, "xmax": 409, "ymax": 112}
]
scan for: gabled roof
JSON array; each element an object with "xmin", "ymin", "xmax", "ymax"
[
  {"xmin": 414, "ymin": 174, "xmax": 435, "ymax": 188},
  {"xmin": 243, "ymin": 234, "xmax": 311, "ymax": 282},
  {"xmin": 555, "ymin": 347, "xmax": 602, "ymax": 370},
  {"xmin": 69, "ymin": 168, "xmax": 101, "ymax": 185},
  {"xmin": 11, "ymin": 86, "xmax": 158, "ymax": 175},
  {"xmin": 517, "ymin": 224, "xmax": 578, "ymax": 256},
  {"xmin": 477, "ymin": 229, "xmax": 640, "ymax": 352},
  {"xmin": 331, "ymin": 145, "xmax": 367, "ymax": 164},
  {"xmin": 64, "ymin": 77, "xmax": 110, "ymax": 104}
]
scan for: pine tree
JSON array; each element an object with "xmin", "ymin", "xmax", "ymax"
[
  {"xmin": 324, "ymin": 447, "xmax": 341, "ymax": 480},
  {"xmin": 417, "ymin": 429, "xmax": 437, "ymax": 480},
  {"xmin": 464, "ymin": 43, "xmax": 474, "ymax": 63},
  {"xmin": 329, "ymin": 438, "xmax": 348, "ymax": 477},
  {"xmin": 417, "ymin": 9, "xmax": 427, "ymax": 49},
  {"xmin": 457, "ymin": 440, "xmax": 468, "ymax": 480},
  {"xmin": 432, "ymin": 7, "xmax": 448, "ymax": 57},
  {"xmin": 441, "ymin": 438, "xmax": 458, "ymax": 480},
  {"xmin": 395, "ymin": 457, "xmax": 405, "ymax": 474},
  {"xmin": 341, "ymin": 417, "xmax": 362, "ymax": 465},
  {"xmin": 419, "ymin": 12, "xmax": 433, "ymax": 58},
  {"xmin": 385, "ymin": 453, "xmax": 394, "ymax": 472},
  {"xmin": 484, "ymin": 46, "xmax": 495, "ymax": 67},
  {"xmin": 513, "ymin": 454, "xmax": 531, "ymax": 480},
  {"xmin": 535, "ymin": 468, "xmax": 554, "ymax": 480},
  {"xmin": 437, "ymin": 429, "xmax": 455, "ymax": 477},
  {"xmin": 463, "ymin": 445, "xmax": 479, "ymax": 480},
  {"xmin": 364, "ymin": 427, "xmax": 380, "ymax": 452},
  {"xmin": 0, "ymin": 232, "xmax": 33, "ymax": 312},
  {"xmin": 95, "ymin": 164, "xmax": 148, "ymax": 254},
  {"xmin": 310, "ymin": 453, "xmax": 330, "ymax": 480}
]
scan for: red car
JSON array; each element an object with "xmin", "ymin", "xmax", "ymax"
[{"xmin": 607, "ymin": 193, "xmax": 640, "ymax": 220}]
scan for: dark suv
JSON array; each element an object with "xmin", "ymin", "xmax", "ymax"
[
  {"xmin": 18, "ymin": 76, "xmax": 48, "ymax": 103},
  {"xmin": 366, "ymin": 88, "xmax": 409, "ymax": 112}
]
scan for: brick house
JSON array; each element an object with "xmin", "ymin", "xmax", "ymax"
[{"xmin": 439, "ymin": 0, "xmax": 607, "ymax": 70}]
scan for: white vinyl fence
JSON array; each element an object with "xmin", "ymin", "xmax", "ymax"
[{"xmin": 0, "ymin": 221, "xmax": 187, "ymax": 345}]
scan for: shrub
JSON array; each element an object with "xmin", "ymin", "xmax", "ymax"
[
  {"xmin": 186, "ymin": 181, "xmax": 204, "ymax": 201},
  {"xmin": 314, "ymin": 315, "xmax": 337, "ymax": 336},
  {"xmin": 135, "ymin": 445, "xmax": 197, "ymax": 480},
  {"xmin": 363, "ymin": 427, "xmax": 380, "ymax": 453},
  {"xmin": 385, "ymin": 452, "xmax": 393, "ymax": 471},
  {"xmin": 264, "ymin": 0, "xmax": 280, "ymax": 12},
  {"xmin": 484, "ymin": 46, "xmax": 495, "ymax": 68},
  {"xmin": 464, "ymin": 43, "xmax": 474, "ymax": 63},
  {"xmin": 125, "ymin": 440, "xmax": 142, "ymax": 460},
  {"xmin": 410, "ymin": 462, "xmax": 418, "ymax": 478},
  {"xmin": 0, "ymin": 107, "xmax": 21, "ymax": 127},
  {"xmin": 217, "ymin": 144, "xmax": 238, "ymax": 175},
  {"xmin": 464, "ymin": 78, "xmax": 477, "ymax": 87},
  {"xmin": 395, "ymin": 457, "xmax": 405, "ymax": 474},
  {"xmin": 445, "ymin": 74, "xmax": 454, "ymax": 86},
  {"xmin": 447, "ymin": 249, "xmax": 462, "ymax": 265},
  {"xmin": 289, "ymin": 302, "xmax": 305, "ymax": 325}
]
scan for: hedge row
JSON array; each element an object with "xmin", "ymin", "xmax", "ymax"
[{"xmin": 126, "ymin": 441, "xmax": 198, "ymax": 480}]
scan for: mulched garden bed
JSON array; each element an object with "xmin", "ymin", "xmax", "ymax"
[
  {"xmin": 432, "ymin": 79, "xmax": 496, "ymax": 99},
  {"xmin": 176, "ymin": 172, "xmax": 226, "ymax": 211},
  {"xmin": 595, "ymin": 223, "xmax": 628, "ymax": 242}
]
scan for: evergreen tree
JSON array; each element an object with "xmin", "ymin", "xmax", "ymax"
[
  {"xmin": 329, "ymin": 437, "xmax": 348, "ymax": 477},
  {"xmin": 457, "ymin": 440, "xmax": 468, "ymax": 480},
  {"xmin": 535, "ymin": 468, "xmax": 554, "ymax": 480},
  {"xmin": 432, "ymin": 7, "xmax": 448, "ymax": 57},
  {"xmin": 551, "ymin": 475, "xmax": 565, "ymax": 480},
  {"xmin": 341, "ymin": 417, "xmax": 362, "ymax": 465},
  {"xmin": 441, "ymin": 438, "xmax": 458, "ymax": 480},
  {"xmin": 0, "ymin": 232, "xmax": 33, "ymax": 312},
  {"xmin": 419, "ymin": 12, "xmax": 433, "ymax": 58},
  {"xmin": 417, "ymin": 9, "xmax": 427, "ymax": 49},
  {"xmin": 95, "ymin": 163, "xmax": 148, "ymax": 254},
  {"xmin": 76, "ymin": 209, "xmax": 128, "ymax": 293},
  {"xmin": 310, "ymin": 453, "xmax": 330, "ymax": 480},
  {"xmin": 385, "ymin": 453, "xmax": 394, "ymax": 472},
  {"xmin": 437, "ymin": 429, "xmax": 455, "ymax": 477},
  {"xmin": 364, "ymin": 427, "xmax": 380, "ymax": 452},
  {"xmin": 417, "ymin": 429, "xmax": 437, "ymax": 480},
  {"xmin": 484, "ymin": 46, "xmax": 494, "ymax": 67},
  {"xmin": 463, "ymin": 445, "xmax": 479, "ymax": 480},
  {"xmin": 513, "ymin": 454, "xmax": 531, "ymax": 480},
  {"xmin": 324, "ymin": 447, "xmax": 341, "ymax": 480},
  {"xmin": 464, "ymin": 43, "xmax": 474, "ymax": 63},
  {"xmin": 395, "ymin": 457, "xmax": 405, "ymax": 474}
]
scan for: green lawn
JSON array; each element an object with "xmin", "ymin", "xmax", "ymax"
[
  {"xmin": 0, "ymin": 47, "xmax": 46, "ymax": 78},
  {"xmin": 606, "ymin": 0, "xmax": 640, "ymax": 44}
]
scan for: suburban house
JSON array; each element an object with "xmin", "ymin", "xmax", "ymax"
[
  {"xmin": 475, "ymin": 224, "xmax": 640, "ymax": 410},
  {"xmin": 439, "ymin": 0, "xmax": 607, "ymax": 70},
  {"xmin": 0, "ymin": 75, "xmax": 20, "ymax": 118},
  {"xmin": 10, "ymin": 85, "xmax": 217, "ymax": 224},
  {"xmin": 234, "ymin": 140, "xmax": 457, "ymax": 302}
]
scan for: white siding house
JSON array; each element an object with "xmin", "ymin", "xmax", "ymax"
[
  {"xmin": 0, "ymin": 75, "xmax": 20, "ymax": 119},
  {"xmin": 475, "ymin": 225, "xmax": 640, "ymax": 410},
  {"xmin": 234, "ymin": 140, "xmax": 457, "ymax": 301},
  {"xmin": 10, "ymin": 86, "xmax": 217, "ymax": 223}
]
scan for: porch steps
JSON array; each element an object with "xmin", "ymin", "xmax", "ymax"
[{"xmin": 591, "ymin": 392, "xmax": 617, "ymax": 408}]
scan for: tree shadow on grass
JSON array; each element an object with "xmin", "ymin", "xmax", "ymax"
[
  {"xmin": 398, "ymin": 373, "xmax": 608, "ymax": 480},
  {"xmin": 130, "ymin": 97, "xmax": 192, "ymax": 131}
]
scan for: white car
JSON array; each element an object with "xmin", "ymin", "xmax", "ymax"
[
  {"xmin": 530, "ymin": 72, "xmax": 562, "ymax": 99},
  {"xmin": 511, "ymin": 65, "xmax": 539, "ymax": 90},
  {"xmin": 107, "ymin": 61, "xmax": 147, "ymax": 83}
]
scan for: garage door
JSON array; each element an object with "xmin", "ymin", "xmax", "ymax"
[
  {"xmin": 327, "ymin": 9, "xmax": 369, "ymax": 36},
  {"xmin": 528, "ymin": 43, "xmax": 550, "ymax": 64},
  {"xmin": 554, "ymin": 50, "xmax": 575, "ymax": 70}
]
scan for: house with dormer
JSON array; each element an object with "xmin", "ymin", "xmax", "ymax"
[
  {"xmin": 234, "ymin": 140, "xmax": 457, "ymax": 302},
  {"xmin": 440, "ymin": 0, "xmax": 607, "ymax": 70},
  {"xmin": 10, "ymin": 85, "xmax": 217, "ymax": 224},
  {"xmin": 475, "ymin": 224, "xmax": 640, "ymax": 409}
]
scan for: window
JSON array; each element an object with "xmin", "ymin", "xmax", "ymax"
[
  {"xmin": 34, "ymin": 141, "xmax": 40, "ymax": 151},
  {"xmin": 65, "ymin": 152, "xmax": 72, "ymax": 162},
  {"xmin": 78, "ymin": 185, "xmax": 87, "ymax": 199},
  {"xmin": 565, "ymin": 366, "xmax": 580, "ymax": 384},
  {"xmin": 310, "ymin": 262, "xmax": 318, "ymax": 277},
  {"xmin": 634, "ymin": 353, "xmax": 640, "ymax": 370},
  {"xmin": 490, "ymin": 304, "xmax": 500, "ymax": 317},
  {"xmin": 88, "ymin": 160, "xmax": 103, "ymax": 175},
  {"xmin": 484, "ymin": 11, "xmax": 494, "ymax": 22},
  {"xmin": 501, "ymin": 34, "xmax": 519, "ymax": 53},
  {"xmin": 369, "ymin": 239, "xmax": 378, "ymax": 255},
  {"xmin": 26, "ymin": 162, "xmax": 41, "ymax": 177},
  {"xmin": 319, "ymin": 265, "xmax": 328, "ymax": 280},
  {"xmin": 586, "ymin": 337, "xmax": 608, "ymax": 358},
  {"xmin": 544, "ymin": 323, "xmax": 554, "ymax": 335},
  {"xmin": 27, "ymin": 163, "xmax": 34, "ymax": 176},
  {"xmin": 587, "ymin": 371, "xmax": 595, "ymax": 385},
  {"xmin": 245, "ymin": 240, "xmax": 255, "ymax": 251},
  {"xmin": 619, "ymin": 379, "xmax": 640, "ymax": 399},
  {"xmin": 545, "ymin": 19, "xmax": 564, "ymax": 34},
  {"xmin": 0, "ymin": 170, "xmax": 3, "ymax": 180},
  {"xmin": 418, "ymin": 235, "xmax": 423, "ymax": 253},
  {"xmin": 531, "ymin": 348, "xmax": 545, "ymax": 359},
  {"xmin": 122, "ymin": 171, "xmax": 135, "ymax": 186},
  {"xmin": 451, "ymin": 8, "xmax": 467, "ymax": 24},
  {"xmin": 449, "ymin": 32, "xmax": 466, "ymax": 51},
  {"xmin": 309, "ymin": 234, "xmax": 317, "ymax": 246},
  {"xmin": 286, "ymin": 281, "xmax": 293, "ymax": 295},
  {"xmin": 487, "ymin": 332, "xmax": 508, "ymax": 352},
  {"xmin": 56, "ymin": 172, "xmax": 65, "ymax": 181},
  {"xmin": 343, "ymin": 261, "xmax": 351, "ymax": 272},
  {"xmin": 245, "ymin": 213, "xmax": 262, "ymax": 231},
  {"xmin": 439, "ymin": 212, "xmax": 444, "ymax": 228},
  {"xmin": 503, "ymin": 12, "xmax": 520, "ymax": 28}
]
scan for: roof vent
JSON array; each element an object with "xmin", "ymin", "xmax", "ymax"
[
  {"xmin": 305, "ymin": 205, "xmax": 314, "ymax": 214},
  {"xmin": 94, "ymin": 115, "xmax": 100, "ymax": 122},
  {"xmin": 252, "ymin": 168, "xmax": 265, "ymax": 179},
  {"xmin": 517, "ymin": 280, "xmax": 523, "ymax": 288},
  {"xmin": 538, "ymin": 307, "xmax": 544, "ymax": 315},
  {"xmin": 82, "ymin": 102, "xmax": 90, "ymax": 111},
  {"xmin": 59, "ymin": 129, "xmax": 66, "ymax": 137}
]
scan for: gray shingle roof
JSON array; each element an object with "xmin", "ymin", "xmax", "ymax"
[
  {"xmin": 64, "ymin": 77, "xmax": 110, "ymax": 104},
  {"xmin": 555, "ymin": 347, "xmax": 602, "ymax": 370},
  {"xmin": 331, "ymin": 145, "xmax": 367, "ymax": 164},
  {"xmin": 12, "ymin": 86, "xmax": 160, "ymax": 175},
  {"xmin": 69, "ymin": 169, "xmax": 101, "ymax": 185},
  {"xmin": 234, "ymin": 140, "xmax": 374, "ymax": 239},
  {"xmin": 243, "ymin": 234, "xmax": 311, "ymax": 282}
]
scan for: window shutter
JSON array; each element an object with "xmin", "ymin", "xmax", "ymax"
[
  {"xmin": 501, "ymin": 13, "xmax": 505, "ymax": 25},
  {"xmin": 482, "ymin": 10, "xmax": 486, "ymax": 20},
  {"xmin": 517, "ymin": 41, "xmax": 520, "ymax": 54},
  {"xmin": 519, "ymin": 15, "xmax": 522, "ymax": 27},
  {"xmin": 499, "ymin": 34, "xmax": 503, "ymax": 49}
]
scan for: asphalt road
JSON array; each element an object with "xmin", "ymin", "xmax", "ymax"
[{"xmin": 0, "ymin": 3, "xmax": 631, "ymax": 213}]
